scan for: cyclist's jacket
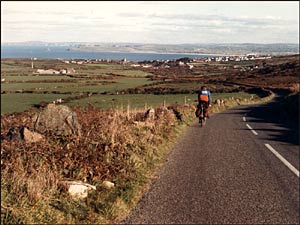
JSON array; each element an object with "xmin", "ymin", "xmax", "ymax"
[{"xmin": 198, "ymin": 89, "xmax": 211, "ymax": 104}]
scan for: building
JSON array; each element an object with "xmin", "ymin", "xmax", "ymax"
[
  {"xmin": 60, "ymin": 69, "xmax": 67, "ymax": 74},
  {"xmin": 36, "ymin": 69, "xmax": 60, "ymax": 74},
  {"xmin": 67, "ymin": 68, "xmax": 76, "ymax": 74},
  {"xmin": 130, "ymin": 64, "xmax": 140, "ymax": 67},
  {"xmin": 142, "ymin": 64, "xmax": 152, "ymax": 68}
]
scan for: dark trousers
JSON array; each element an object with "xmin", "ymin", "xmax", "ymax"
[{"xmin": 197, "ymin": 101, "xmax": 209, "ymax": 117}]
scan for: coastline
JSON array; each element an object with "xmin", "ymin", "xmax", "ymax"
[{"xmin": 69, "ymin": 48, "xmax": 229, "ymax": 57}]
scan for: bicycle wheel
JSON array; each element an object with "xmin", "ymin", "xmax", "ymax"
[{"xmin": 202, "ymin": 116, "xmax": 206, "ymax": 126}]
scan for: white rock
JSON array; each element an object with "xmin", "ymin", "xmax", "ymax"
[
  {"xmin": 65, "ymin": 181, "xmax": 96, "ymax": 199},
  {"xmin": 103, "ymin": 181, "xmax": 115, "ymax": 189}
]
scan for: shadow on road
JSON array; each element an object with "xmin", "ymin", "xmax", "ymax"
[{"xmin": 232, "ymin": 90, "xmax": 299, "ymax": 146}]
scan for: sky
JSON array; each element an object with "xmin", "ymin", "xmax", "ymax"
[{"xmin": 1, "ymin": 1, "xmax": 299, "ymax": 44}]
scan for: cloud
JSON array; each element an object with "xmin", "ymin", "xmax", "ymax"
[
  {"xmin": 1, "ymin": 1, "xmax": 299, "ymax": 44},
  {"xmin": 117, "ymin": 12, "xmax": 145, "ymax": 18},
  {"xmin": 150, "ymin": 13, "xmax": 295, "ymax": 26},
  {"xmin": 117, "ymin": 12, "xmax": 298, "ymax": 34}
]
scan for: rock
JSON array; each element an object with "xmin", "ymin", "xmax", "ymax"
[
  {"xmin": 32, "ymin": 103, "xmax": 81, "ymax": 136},
  {"xmin": 63, "ymin": 181, "xmax": 96, "ymax": 199},
  {"xmin": 20, "ymin": 127, "xmax": 44, "ymax": 143},
  {"xmin": 103, "ymin": 181, "xmax": 115, "ymax": 189},
  {"xmin": 215, "ymin": 99, "xmax": 221, "ymax": 106},
  {"xmin": 6, "ymin": 126, "xmax": 44, "ymax": 143},
  {"xmin": 145, "ymin": 108, "xmax": 155, "ymax": 121}
]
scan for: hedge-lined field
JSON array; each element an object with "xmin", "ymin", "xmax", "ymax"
[
  {"xmin": 1, "ymin": 58, "xmax": 258, "ymax": 116},
  {"xmin": 66, "ymin": 92, "xmax": 256, "ymax": 110}
]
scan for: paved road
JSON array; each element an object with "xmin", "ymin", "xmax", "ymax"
[{"xmin": 122, "ymin": 94, "xmax": 299, "ymax": 224}]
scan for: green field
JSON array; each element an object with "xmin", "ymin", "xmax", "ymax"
[
  {"xmin": 46, "ymin": 78, "xmax": 153, "ymax": 92},
  {"xmin": 1, "ymin": 91, "xmax": 256, "ymax": 115},
  {"xmin": 75, "ymin": 67, "xmax": 151, "ymax": 77},
  {"xmin": 112, "ymin": 70, "xmax": 152, "ymax": 77},
  {"xmin": 66, "ymin": 94, "xmax": 194, "ymax": 110},
  {"xmin": 66, "ymin": 92, "xmax": 255, "ymax": 111},
  {"xmin": 0, "ymin": 58, "xmax": 258, "ymax": 115},
  {"xmin": 1, "ymin": 75, "xmax": 75, "ymax": 81},
  {"xmin": 1, "ymin": 93, "xmax": 77, "ymax": 115},
  {"xmin": 1, "ymin": 82, "xmax": 77, "ymax": 91},
  {"xmin": 140, "ymin": 82, "xmax": 240, "ymax": 93},
  {"xmin": 147, "ymin": 82, "xmax": 205, "ymax": 91},
  {"xmin": 85, "ymin": 63, "xmax": 115, "ymax": 67}
]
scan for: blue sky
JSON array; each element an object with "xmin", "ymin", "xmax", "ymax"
[{"xmin": 1, "ymin": 1, "xmax": 299, "ymax": 44}]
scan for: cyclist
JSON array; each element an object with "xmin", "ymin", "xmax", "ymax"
[{"xmin": 197, "ymin": 86, "xmax": 211, "ymax": 122}]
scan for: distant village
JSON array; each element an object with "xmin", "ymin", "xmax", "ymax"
[
  {"xmin": 29, "ymin": 53, "xmax": 272, "ymax": 76},
  {"xmin": 204, "ymin": 54, "xmax": 272, "ymax": 62}
]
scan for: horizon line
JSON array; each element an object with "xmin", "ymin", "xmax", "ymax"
[{"xmin": 1, "ymin": 41, "xmax": 299, "ymax": 45}]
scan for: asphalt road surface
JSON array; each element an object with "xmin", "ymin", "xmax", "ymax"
[{"xmin": 122, "ymin": 94, "xmax": 299, "ymax": 224}]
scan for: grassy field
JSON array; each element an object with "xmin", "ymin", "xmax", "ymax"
[
  {"xmin": 48, "ymin": 78, "xmax": 153, "ymax": 92},
  {"xmin": 84, "ymin": 63, "xmax": 117, "ymax": 67},
  {"xmin": 1, "ymin": 91, "xmax": 256, "ymax": 115},
  {"xmin": 2, "ymin": 75, "xmax": 75, "ymax": 81},
  {"xmin": 1, "ymin": 59, "xmax": 151, "ymax": 78},
  {"xmin": 0, "ymin": 58, "xmax": 256, "ymax": 115},
  {"xmin": 85, "ymin": 64, "xmax": 152, "ymax": 76},
  {"xmin": 66, "ymin": 92, "xmax": 256, "ymax": 110},
  {"xmin": 66, "ymin": 94, "xmax": 194, "ymax": 110},
  {"xmin": 1, "ymin": 82, "xmax": 77, "ymax": 91},
  {"xmin": 1, "ymin": 93, "xmax": 77, "ymax": 115},
  {"xmin": 1, "ymin": 58, "xmax": 156, "ymax": 115}
]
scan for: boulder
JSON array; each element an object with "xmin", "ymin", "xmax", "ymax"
[{"xmin": 32, "ymin": 103, "xmax": 81, "ymax": 136}]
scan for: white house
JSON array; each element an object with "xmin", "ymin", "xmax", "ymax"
[
  {"xmin": 142, "ymin": 64, "xmax": 152, "ymax": 68},
  {"xmin": 130, "ymin": 64, "xmax": 140, "ymax": 67},
  {"xmin": 37, "ymin": 69, "xmax": 60, "ymax": 74},
  {"xmin": 178, "ymin": 61, "xmax": 185, "ymax": 66}
]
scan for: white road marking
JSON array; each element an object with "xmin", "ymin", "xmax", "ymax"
[
  {"xmin": 246, "ymin": 124, "xmax": 258, "ymax": 135},
  {"xmin": 243, "ymin": 116, "xmax": 246, "ymax": 121},
  {"xmin": 265, "ymin": 143, "xmax": 299, "ymax": 177}
]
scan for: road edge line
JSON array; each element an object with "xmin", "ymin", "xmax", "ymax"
[
  {"xmin": 264, "ymin": 143, "xmax": 299, "ymax": 177},
  {"xmin": 246, "ymin": 123, "xmax": 258, "ymax": 135}
]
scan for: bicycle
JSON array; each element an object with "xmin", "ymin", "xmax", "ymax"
[{"xmin": 196, "ymin": 102, "xmax": 209, "ymax": 127}]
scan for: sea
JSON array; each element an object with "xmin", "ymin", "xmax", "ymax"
[{"xmin": 1, "ymin": 45, "xmax": 216, "ymax": 61}]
